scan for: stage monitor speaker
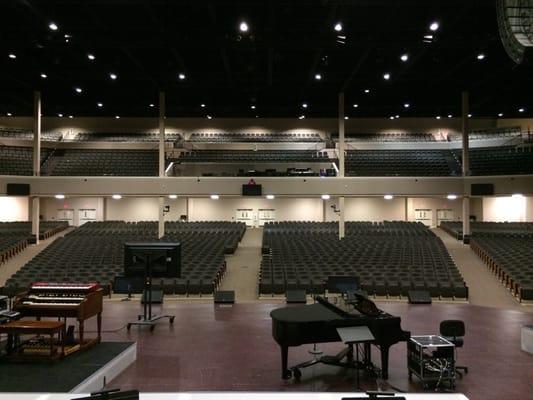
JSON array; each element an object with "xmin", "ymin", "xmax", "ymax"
[
  {"xmin": 407, "ymin": 290, "xmax": 432, "ymax": 304},
  {"xmin": 141, "ymin": 289, "xmax": 164, "ymax": 304},
  {"xmin": 214, "ymin": 290, "xmax": 235, "ymax": 304},
  {"xmin": 6, "ymin": 183, "xmax": 30, "ymax": 196},
  {"xmin": 471, "ymin": 183, "xmax": 494, "ymax": 196},
  {"xmin": 286, "ymin": 289, "xmax": 307, "ymax": 303}
]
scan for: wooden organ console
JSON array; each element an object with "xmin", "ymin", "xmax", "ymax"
[{"xmin": 13, "ymin": 282, "xmax": 103, "ymax": 355}]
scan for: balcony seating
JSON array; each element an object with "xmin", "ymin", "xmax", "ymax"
[
  {"xmin": 0, "ymin": 127, "xmax": 62, "ymax": 141},
  {"xmin": 454, "ymin": 146, "xmax": 533, "ymax": 175},
  {"xmin": 188, "ymin": 132, "xmax": 322, "ymax": 143},
  {"xmin": 72, "ymin": 132, "xmax": 182, "ymax": 143},
  {"xmin": 334, "ymin": 132, "xmax": 436, "ymax": 142},
  {"xmin": 178, "ymin": 150, "xmax": 331, "ymax": 163},
  {"xmin": 0, "ymin": 146, "xmax": 50, "ymax": 176}
]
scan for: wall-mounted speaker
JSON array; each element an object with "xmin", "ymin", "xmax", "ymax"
[
  {"xmin": 6, "ymin": 183, "xmax": 30, "ymax": 196},
  {"xmin": 471, "ymin": 183, "xmax": 494, "ymax": 196}
]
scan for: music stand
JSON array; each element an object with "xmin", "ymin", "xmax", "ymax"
[{"xmin": 124, "ymin": 243, "xmax": 180, "ymax": 331}]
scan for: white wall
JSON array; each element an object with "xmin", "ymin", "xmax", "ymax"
[
  {"xmin": 41, "ymin": 197, "xmax": 104, "ymax": 225},
  {"xmin": 482, "ymin": 196, "xmax": 527, "ymax": 222},
  {"xmin": 105, "ymin": 197, "xmax": 187, "ymax": 221},
  {"xmin": 325, "ymin": 197, "xmax": 405, "ymax": 222},
  {"xmin": 188, "ymin": 197, "xmax": 324, "ymax": 222},
  {"xmin": 0, "ymin": 196, "xmax": 29, "ymax": 221},
  {"xmin": 527, "ymin": 197, "xmax": 533, "ymax": 222},
  {"xmin": 407, "ymin": 197, "xmax": 467, "ymax": 227}
]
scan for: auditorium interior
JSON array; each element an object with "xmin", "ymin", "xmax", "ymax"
[{"xmin": 0, "ymin": 1, "xmax": 532, "ymax": 400}]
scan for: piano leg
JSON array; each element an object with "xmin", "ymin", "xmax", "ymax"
[
  {"xmin": 380, "ymin": 345, "xmax": 390, "ymax": 379},
  {"xmin": 281, "ymin": 345, "xmax": 291, "ymax": 379}
]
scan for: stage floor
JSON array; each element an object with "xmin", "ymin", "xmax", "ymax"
[
  {"xmin": 6, "ymin": 301, "xmax": 533, "ymax": 399},
  {"xmin": 0, "ymin": 342, "xmax": 134, "ymax": 392}
]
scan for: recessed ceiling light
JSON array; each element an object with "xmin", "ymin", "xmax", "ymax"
[
  {"xmin": 40, "ymin": 73, "xmax": 47, "ymax": 78},
  {"xmin": 383, "ymin": 73, "xmax": 391, "ymax": 80},
  {"xmin": 389, "ymin": 116, "xmax": 394, "ymax": 120},
  {"xmin": 518, "ymin": 108, "xmax": 525, "ymax": 112},
  {"xmin": 334, "ymin": 22, "xmax": 342, "ymax": 32},
  {"xmin": 498, "ymin": 113, "xmax": 503, "ymax": 117},
  {"xmin": 58, "ymin": 113, "xmax": 63, "ymax": 117},
  {"xmin": 74, "ymin": 87, "xmax": 82, "ymax": 93},
  {"xmin": 109, "ymin": 73, "xmax": 117, "ymax": 80},
  {"xmin": 168, "ymin": 194, "xmax": 178, "ymax": 199},
  {"xmin": 97, "ymin": 102, "xmax": 103, "ymax": 108},
  {"xmin": 112, "ymin": 194, "xmax": 122, "ymax": 200},
  {"xmin": 344, "ymin": 116, "xmax": 349, "ymax": 120},
  {"xmin": 302, "ymin": 103, "xmax": 308, "ymax": 108},
  {"xmin": 447, "ymin": 114, "xmax": 453, "ymax": 118},
  {"xmin": 55, "ymin": 194, "xmax": 65, "ymax": 199},
  {"xmin": 384, "ymin": 194, "xmax": 394, "ymax": 200},
  {"xmin": 298, "ymin": 115, "xmax": 305, "ymax": 120},
  {"xmin": 239, "ymin": 21, "xmax": 249, "ymax": 32},
  {"xmin": 210, "ymin": 194, "xmax": 219, "ymax": 200},
  {"xmin": 48, "ymin": 22, "xmax": 59, "ymax": 31},
  {"xmin": 477, "ymin": 53, "xmax": 485, "ymax": 60},
  {"xmin": 149, "ymin": 103, "xmax": 154, "ymax": 108},
  {"xmin": 314, "ymin": 73, "xmax": 322, "ymax": 80},
  {"xmin": 436, "ymin": 115, "xmax": 441, "ymax": 119},
  {"xmin": 178, "ymin": 73, "xmax": 186, "ymax": 80},
  {"xmin": 395, "ymin": 115, "xmax": 400, "ymax": 119},
  {"xmin": 200, "ymin": 103, "xmax": 205, "ymax": 108},
  {"xmin": 250, "ymin": 105, "xmax": 256, "ymax": 109},
  {"xmin": 6, "ymin": 112, "xmax": 12, "ymax": 116},
  {"xmin": 429, "ymin": 21, "xmax": 439, "ymax": 31},
  {"xmin": 266, "ymin": 194, "xmax": 275, "ymax": 200},
  {"xmin": 68, "ymin": 115, "xmax": 73, "ymax": 119},
  {"xmin": 115, "ymin": 115, "xmax": 120, "ymax": 119},
  {"xmin": 512, "ymin": 193, "xmax": 524, "ymax": 198},
  {"xmin": 364, "ymin": 89, "xmax": 370, "ymax": 93},
  {"xmin": 321, "ymin": 194, "xmax": 330, "ymax": 200},
  {"xmin": 353, "ymin": 104, "xmax": 358, "ymax": 108},
  {"xmin": 87, "ymin": 54, "xmax": 95, "ymax": 60},
  {"xmin": 8, "ymin": 53, "xmax": 16, "ymax": 59},
  {"xmin": 64, "ymin": 34, "xmax": 71, "ymax": 38},
  {"xmin": 447, "ymin": 194, "xmax": 458, "ymax": 200},
  {"xmin": 206, "ymin": 115, "xmax": 212, "ymax": 120},
  {"xmin": 400, "ymin": 54, "xmax": 409, "ymax": 62},
  {"xmin": 423, "ymin": 34, "xmax": 434, "ymax": 42},
  {"xmin": 468, "ymin": 113, "xmax": 472, "ymax": 118},
  {"xmin": 404, "ymin": 103, "xmax": 410, "ymax": 108}
]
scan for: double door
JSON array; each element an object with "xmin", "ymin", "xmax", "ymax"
[{"xmin": 235, "ymin": 208, "xmax": 276, "ymax": 227}]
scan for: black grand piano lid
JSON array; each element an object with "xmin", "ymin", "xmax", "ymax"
[{"xmin": 270, "ymin": 303, "xmax": 344, "ymax": 323}]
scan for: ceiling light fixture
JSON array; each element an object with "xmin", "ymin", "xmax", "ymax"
[
  {"xmin": 207, "ymin": 115, "xmax": 212, "ymax": 120},
  {"xmin": 250, "ymin": 105, "xmax": 256, "ymax": 109},
  {"xmin": 383, "ymin": 73, "xmax": 391, "ymax": 80},
  {"xmin": 266, "ymin": 195, "xmax": 275, "ymax": 200},
  {"xmin": 334, "ymin": 22, "xmax": 342, "ymax": 32},
  {"xmin": 498, "ymin": 113, "xmax": 503, "ymax": 117},
  {"xmin": 8, "ymin": 53, "xmax": 17, "ymax": 60},
  {"xmin": 68, "ymin": 115, "xmax": 73, "ymax": 119},
  {"xmin": 74, "ymin": 87, "xmax": 82, "ymax": 93},
  {"xmin": 178, "ymin": 73, "xmax": 186, "ymax": 80},
  {"xmin": 112, "ymin": 194, "xmax": 122, "ymax": 200},
  {"xmin": 200, "ymin": 103, "xmax": 205, "ymax": 108},
  {"xmin": 364, "ymin": 89, "xmax": 370, "ymax": 93},
  {"xmin": 389, "ymin": 116, "xmax": 394, "ymax": 120},
  {"xmin": 468, "ymin": 113, "xmax": 472, "ymax": 118},
  {"xmin": 87, "ymin": 54, "xmax": 95, "ymax": 60},
  {"xmin": 168, "ymin": 195, "xmax": 178, "ymax": 199},
  {"xmin": 404, "ymin": 103, "xmax": 410, "ymax": 108},
  {"xmin": 344, "ymin": 116, "xmax": 349, "ymax": 120},
  {"xmin": 109, "ymin": 73, "xmax": 117, "ymax": 80},
  {"xmin": 97, "ymin": 102, "xmax": 103, "ymax": 108},
  {"xmin": 6, "ymin": 112, "xmax": 12, "ymax": 116},
  {"xmin": 477, "ymin": 53, "xmax": 485, "ymax": 60},
  {"xmin": 149, "ymin": 103, "xmax": 154, "ymax": 108},
  {"xmin": 400, "ymin": 54, "xmax": 409, "ymax": 62},
  {"xmin": 321, "ymin": 194, "xmax": 330, "ymax": 200},
  {"xmin": 55, "ymin": 194, "xmax": 65, "ymax": 199},
  {"xmin": 302, "ymin": 103, "xmax": 308, "ymax": 108},
  {"xmin": 58, "ymin": 113, "xmax": 63, "ymax": 117},
  {"xmin": 436, "ymin": 115, "xmax": 441, "ymax": 119},
  {"xmin": 512, "ymin": 193, "xmax": 524, "ymax": 198},
  {"xmin": 429, "ymin": 21, "xmax": 439, "ymax": 31},
  {"xmin": 115, "ymin": 115, "xmax": 120, "ymax": 119},
  {"xmin": 448, "ymin": 114, "xmax": 453, "ymax": 118},
  {"xmin": 239, "ymin": 21, "xmax": 249, "ymax": 32},
  {"xmin": 40, "ymin": 73, "xmax": 47, "ymax": 78},
  {"xmin": 447, "ymin": 194, "xmax": 458, "ymax": 200},
  {"xmin": 518, "ymin": 108, "xmax": 525, "ymax": 112},
  {"xmin": 384, "ymin": 194, "xmax": 394, "ymax": 200},
  {"xmin": 353, "ymin": 104, "xmax": 358, "ymax": 108},
  {"xmin": 210, "ymin": 194, "xmax": 219, "ymax": 200},
  {"xmin": 298, "ymin": 115, "xmax": 305, "ymax": 120},
  {"xmin": 314, "ymin": 73, "xmax": 322, "ymax": 80},
  {"xmin": 49, "ymin": 22, "xmax": 59, "ymax": 31}
]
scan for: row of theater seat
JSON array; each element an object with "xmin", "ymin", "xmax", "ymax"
[
  {"xmin": 259, "ymin": 221, "xmax": 467, "ymax": 299},
  {"xmin": 440, "ymin": 221, "xmax": 533, "ymax": 240},
  {"xmin": 0, "ymin": 128, "xmax": 63, "ymax": 141},
  {"xmin": 336, "ymin": 132, "xmax": 436, "ymax": 142},
  {"xmin": 177, "ymin": 150, "xmax": 331, "ymax": 163},
  {"xmin": 448, "ymin": 127, "xmax": 522, "ymax": 141},
  {"xmin": 2, "ymin": 221, "xmax": 246, "ymax": 296},
  {"xmin": 453, "ymin": 147, "xmax": 533, "ymax": 175},
  {"xmin": 72, "ymin": 132, "xmax": 182, "ymax": 142},
  {"xmin": 188, "ymin": 132, "xmax": 322, "ymax": 143}
]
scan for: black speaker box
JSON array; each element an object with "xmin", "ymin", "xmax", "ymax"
[
  {"xmin": 407, "ymin": 290, "xmax": 432, "ymax": 304},
  {"xmin": 286, "ymin": 289, "xmax": 307, "ymax": 303},
  {"xmin": 141, "ymin": 289, "xmax": 164, "ymax": 304},
  {"xmin": 214, "ymin": 290, "xmax": 235, "ymax": 304},
  {"xmin": 6, "ymin": 183, "xmax": 30, "ymax": 196},
  {"xmin": 471, "ymin": 183, "xmax": 494, "ymax": 196}
]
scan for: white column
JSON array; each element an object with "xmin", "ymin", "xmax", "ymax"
[
  {"xmin": 158, "ymin": 197, "xmax": 165, "ymax": 239},
  {"xmin": 339, "ymin": 196, "xmax": 345, "ymax": 239},
  {"xmin": 461, "ymin": 91, "xmax": 470, "ymax": 243},
  {"xmin": 159, "ymin": 92, "xmax": 166, "ymax": 177},
  {"xmin": 32, "ymin": 197, "xmax": 40, "ymax": 244},
  {"xmin": 338, "ymin": 93, "xmax": 345, "ymax": 177},
  {"xmin": 33, "ymin": 91, "xmax": 41, "ymax": 176}
]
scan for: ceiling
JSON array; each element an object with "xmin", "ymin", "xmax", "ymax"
[{"xmin": 0, "ymin": 0, "xmax": 531, "ymax": 119}]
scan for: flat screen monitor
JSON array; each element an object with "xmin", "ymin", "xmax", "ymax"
[
  {"xmin": 124, "ymin": 242, "xmax": 181, "ymax": 278},
  {"xmin": 242, "ymin": 184, "xmax": 262, "ymax": 196},
  {"xmin": 113, "ymin": 276, "xmax": 145, "ymax": 294},
  {"xmin": 326, "ymin": 275, "xmax": 360, "ymax": 294}
]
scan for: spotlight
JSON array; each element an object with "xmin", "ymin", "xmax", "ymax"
[
  {"xmin": 334, "ymin": 22, "xmax": 342, "ymax": 32},
  {"xmin": 149, "ymin": 103, "xmax": 154, "ymax": 108},
  {"xmin": 200, "ymin": 103, "xmax": 205, "ymax": 108},
  {"xmin": 404, "ymin": 103, "xmax": 410, "ymax": 108},
  {"xmin": 384, "ymin": 195, "xmax": 394, "ymax": 200},
  {"xmin": 97, "ymin": 102, "xmax": 103, "ymax": 108},
  {"xmin": 344, "ymin": 116, "xmax": 349, "ymax": 120},
  {"xmin": 498, "ymin": 113, "xmax": 503, "ymax": 117},
  {"xmin": 250, "ymin": 105, "xmax": 256, "ymax": 109},
  {"xmin": 468, "ymin": 114, "xmax": 472, "ymax": 118},
  {"xmin": 239, "ymin": 21, "xmax": 249, "ymax": 32},
  {"xmin": 87, "ymin": 54, "xmax": 95, "ymax": 60},
  {"xmin": 8, "ymin": 53, "xmax": 16, "ymax": 59},
  {"xmin": 429, "ymin": 21, "xmax": 439, "ymax": 31},
  {"xmin": 314, "ymin": 73, "xmax": 322, "ymax": 80},
  {"xmin": 40, "ymin": 73, "xmax": 47, "ymax": 78},
  {"xmin": 112, "ymin": 194, "xmax": 122, "ymax": 200},
  {"xmin": 55, "ymin": 194, "xmax": 65, "ymax": 199},
  {"xmin": 353, "ymin": 104, "xmax": 358, "ymax": 108},
  {"xmin": 518, "ymin": 108, "xmax": 525, "ymax": 113},
  {"xmin": 477, "ymin": 53, "xmax": 485, "ymax": 60},
  {"xmin": 74, "ymin": 87, "xmax": 82, "ymax": 93},
  {"xmin": 6, "ymin": 112, "xmax": 12, "ymax": 116},
  {"xmin": 115, "ymin": 115, "xmax": 120, "ymax": 119},
  {"xmin": 383, "ymin": 73, "xmax": 391, "ymax": 80},
  {"xmin": 436, "ymin": 116, "xmax": 441, "ymax": 120},
  {"xmin": 58, "ymin": 113, "xmax": 63, "ymax": 117},
  {"xmin": 400, "ymin": 54, "xmax": 409, "ymax": 62},
  {"xmin": 302, "ymin": 103, "xmax": 308, "ymax": 108},
  {"xmin": 109, "ymin": 73, "xmax": 117, "ymax": 80},
  {"xmin": 364, "ymin": 89, "xmax": 370, "ymax": 93},
  {"xmin": 49, "ymin": 22, "xmax": 59, "ymax": 31},
  {"xmin": 178, "ymin": 73, "xmax": 186, "ymax": 80},
  {"xmin": 321, "ymin": 194, "xmax": 330, "ymax": 200}
]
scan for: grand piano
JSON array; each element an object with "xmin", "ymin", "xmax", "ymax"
[
  {"xmin": 13, "ymin": 282, "xmax": 103, "ymax": 354},
  {"xmin": 270, "ymin": 294, "xmax": 410, "ymax": 380}
]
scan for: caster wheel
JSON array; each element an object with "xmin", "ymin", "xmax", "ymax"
[
  {"xmin": 127, "ymin": 324, "xmax": 131, "ymax": 331},
  {"xmin": 292, "ymin": 368, "xmax": 302, "ymax": 380},
  {"xmin": 282, "ymin": 370, "xmax": 292, "ymax": 380}
]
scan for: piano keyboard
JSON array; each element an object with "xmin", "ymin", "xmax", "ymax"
[{"xmin": 21, "ymin": 301, "xmax": 80, "ymax": 307}]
